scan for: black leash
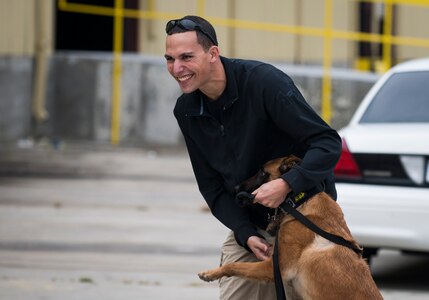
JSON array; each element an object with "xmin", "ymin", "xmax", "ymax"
[{"xmin": 273, "ymin": 233, "xmax": 286, "ymax": 300}]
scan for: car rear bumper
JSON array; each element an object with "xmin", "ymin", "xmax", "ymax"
[{"xmin": 336, "ymin": 183, "xmax": 429, "ymax": 252}]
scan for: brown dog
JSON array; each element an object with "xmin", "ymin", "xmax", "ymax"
[{"xmin": 198, "ymin": 155, "xmax": 383, "ymax": 300}]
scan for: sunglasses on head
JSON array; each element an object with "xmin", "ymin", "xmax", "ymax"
[{"xmin": 165, "ymin": 18, "xmax": 218, "ymax": 46}]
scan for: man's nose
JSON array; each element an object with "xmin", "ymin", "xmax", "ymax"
[{"xmin": 173, "ymin": 60, "xmax": 184, "ymax": 74}]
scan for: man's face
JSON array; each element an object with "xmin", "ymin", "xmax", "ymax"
[{"xmin": 165, "ymin": 31, "xmax": 213, "ymax": 94}]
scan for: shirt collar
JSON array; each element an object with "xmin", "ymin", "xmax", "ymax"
[{"xmin": 183, "ymin": 56, "xmax": 239, "ymax": 117}]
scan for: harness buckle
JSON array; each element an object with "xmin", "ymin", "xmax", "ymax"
[{"xmin": 286, "ymin": 197, "xmax": 296, "ymax": 208}]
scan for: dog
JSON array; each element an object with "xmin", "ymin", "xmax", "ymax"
[{"xmin": 198, "ymin": 155, "xmax": 383, "ymax": 300}]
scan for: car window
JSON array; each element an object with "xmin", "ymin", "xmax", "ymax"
[{"xmin": 359, "ymin": 71, "xmax": 429, "ymax": 123}]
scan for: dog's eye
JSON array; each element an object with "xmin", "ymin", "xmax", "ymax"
[{"xmin": 259, "ymin": 169, "xmax": 268, "ymax": 177}]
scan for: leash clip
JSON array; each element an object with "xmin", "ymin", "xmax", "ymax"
[{"xmin": 267, "ymin": 208, "xmax": 279, "ymax": 222}]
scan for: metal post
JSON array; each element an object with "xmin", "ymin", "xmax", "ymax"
[
  {"xmin": 321, "ymin": 0, "xmax": 333, "ymax": 124},
  {"xmin": 382, "ymin": 0, "xmax": 393, "ymax": 71},
  {"xmin": 111, "ymin": 0, "xmax": 123, "ymax": 145}
]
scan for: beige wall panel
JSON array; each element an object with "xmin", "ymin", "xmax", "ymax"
[
  {"xmin": 396, "ymin": 5, "xmax": 429, "ymax": 61},
  {"xmin": 301, "ymin": 0, "xmax": 324, "ymax": 27},
  {"xmin": 138, "ymin": 0, "xmax": 202, "ymax": 55},
  {"xmin": 298, "ymin": 0, "xmax": 356, "ymax": 64},
  {"xmin": 233, "ymin": 0, "xmax": 295, "ymax": 23},
  {"xmin": 138, "ymin": 0, "xmax": 361, "ymax": 63},
  {"xmin": 396, "ymin": 45, "xmax": 429, "ymax": 62},
  {"xmin": 202, "ymin": 1, "xmax": 230, "ymax": 56},
  {"xmin": 228, "ymin": 0, "xmax": 295, "ymax": 61},
  {"xmin": 233, "ymin": 29, "xmax": 295, "ymax": 61},
  {"xmin": 0, "ymin": 0, "xmax": 35, "ymax": 55},
  {"xmin": 332, "ymin": 0, "xmax": 356, "ymax": 64}
]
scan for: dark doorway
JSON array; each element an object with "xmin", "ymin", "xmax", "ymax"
[{"xmin": 55, "ymin": 0, "xmax": 138, "ymax": 52}]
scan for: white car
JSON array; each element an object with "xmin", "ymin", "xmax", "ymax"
[{"xmin": 334, "ymin": 57, "xmax": 429, "ymax": 263}]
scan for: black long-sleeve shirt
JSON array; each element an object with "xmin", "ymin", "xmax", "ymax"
[{"xmin": 173, "ymin": 56, "xmax": 342, "ymax": 248}]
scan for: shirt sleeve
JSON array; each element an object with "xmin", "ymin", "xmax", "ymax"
[{"xmin": 257, "ymin": 66, "xmax": 342, "ymax": 193}]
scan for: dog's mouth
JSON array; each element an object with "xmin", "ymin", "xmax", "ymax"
[
  {"xmin": 234, "ymin": 168, "xmax": 271, "ymax": 207},
  {"xmin": 234, "ymin": 155, "xmax": 302, "ymax": 208},
  {"xmin": 235, "ymin": 168, "xmax": 270, "ymax": 193},
  {"xmin": 235, "ymin": 191, "xmax": 255, "ymax": 207}
]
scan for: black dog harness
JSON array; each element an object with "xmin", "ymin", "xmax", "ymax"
[{"xmin": 237, "ymin": 186, "xmax": 363, "ymax": 300}]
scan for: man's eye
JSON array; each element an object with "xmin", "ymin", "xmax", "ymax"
[{"xmin": 182, "ymin": 55, "xmax": 192, "ymax": 61}]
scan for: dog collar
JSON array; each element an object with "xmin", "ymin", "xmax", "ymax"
[
  {"xmin": 283, "ymin": 182, "xmax": 325, "ymax": 210},
  {"xmin": 266, "ymin": 182, "xmax": 325, "ymax": 231}
]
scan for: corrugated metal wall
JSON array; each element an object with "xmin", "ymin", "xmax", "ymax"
[{"xmin": 0, "ymin": 1, "xmax": 428, "ymax": 62}]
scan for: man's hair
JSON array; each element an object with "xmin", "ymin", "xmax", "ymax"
[{"xmin": 167, "ymin": 15, "xmax": 218, "ymax": 51}]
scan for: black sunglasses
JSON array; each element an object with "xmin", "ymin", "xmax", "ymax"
[{"xmin": 165, "ymin": 18, "xmax": 218, "ymax": 46}]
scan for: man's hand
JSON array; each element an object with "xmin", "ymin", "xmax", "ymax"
[
  {"xmin": 252, "ymin": 178, "xmax": 291, "ymax": 208},
  {"xmin": 247, "ymin": 236, "xmax": 272, "ymax": 261}
]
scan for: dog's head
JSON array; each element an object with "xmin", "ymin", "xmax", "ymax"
[{"xmin": 235, "ymin": 155, "xmax": 301, "ymax": 207}]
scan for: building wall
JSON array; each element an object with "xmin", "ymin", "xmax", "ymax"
[
  {"xmin": 0, "ymin": 0, "xmax": 428, "ymax": 63},
  {"xmin": 0, "ymin": 0, "xmax": 54, "ymax": 56},
  {"xmin": 0, "ymin": 0, "xmax": 34, "ymax": 55},
  {"xmin": 138, "ymin": 0, "xmax": 357, "ymax": 64},
  {"xmin": 136, "ymin": 0, "xmax": 429, "ymax": 65},
  {"xmin": 396, "ymin": 5, "xmax": 429, "ymax": 61},
  {"xmin": 0, "ymin": 1, "xmax": 426, "ymax": 145},
  {"xmin": 0, "ymin": 54, "xmax": 378, "ymax": 144}
]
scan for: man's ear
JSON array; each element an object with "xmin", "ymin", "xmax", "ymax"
[{"xmin": 209, "ymin": 46, "xmax": 219, "ymax": 63}]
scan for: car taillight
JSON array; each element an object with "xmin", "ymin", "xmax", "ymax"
[{"xmin": 334, "ymin": 138, "xmax": 362, "ymax": 179}]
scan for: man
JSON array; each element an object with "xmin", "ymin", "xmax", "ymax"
[{"xmin": 164, "ymin": 15, "xmax": 341, "ymax": 300}]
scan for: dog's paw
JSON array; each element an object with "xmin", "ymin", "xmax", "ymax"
[{"xmin": 198, "ymin": 271, "xmax": 214, "ymax": 282}]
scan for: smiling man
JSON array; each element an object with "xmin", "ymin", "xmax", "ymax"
[{"xmin": 165, "ymin": 15, "xmax": 342, "ymax": 300}]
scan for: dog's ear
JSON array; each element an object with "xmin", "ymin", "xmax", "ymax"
[{"xmin": 279, "ymin": 155, "xmax": 301, "ymax": 174}]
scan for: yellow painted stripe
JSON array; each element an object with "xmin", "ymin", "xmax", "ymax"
[
  {"xmin": 322, "ymin": 0, "xmax": 333, "ymax": 124},
  {"xmin": 111, "ymin": 0, "xmax": 123, "ymax": 145},
  {"xmin": 197, "ymin": 0, "xmax": 205, "ymax": 16},
  {"xmin": 382, "ymin": 0, "xmax": 394, "ymax": 72}
]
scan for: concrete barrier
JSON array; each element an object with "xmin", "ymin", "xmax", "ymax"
[{"xmin": 0, "ymin": 53, "xmax": 379, "ymax": 146}]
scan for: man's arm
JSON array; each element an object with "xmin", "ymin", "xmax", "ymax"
[{"xmin": 176, "ymin": 118, "xmax": 264, "ymax": 251}]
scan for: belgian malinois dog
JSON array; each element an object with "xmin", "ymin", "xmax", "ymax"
[{"xmin": 198, "ymin": 155, "xmax": 383, "ymax": 300}]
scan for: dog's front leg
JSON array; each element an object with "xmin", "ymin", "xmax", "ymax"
[{"xmin": 198, "ymin": 259, "xmax": 274, "ymax": 282}]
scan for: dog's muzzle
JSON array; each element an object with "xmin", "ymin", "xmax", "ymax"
[{"xmin": 235, "ymin": 191, "xmax": 255, "ymax": 207}]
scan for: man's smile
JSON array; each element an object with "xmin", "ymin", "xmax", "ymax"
[{"xmin": 176, "ymin": 74, "xmax": 193, "ymax": 82}]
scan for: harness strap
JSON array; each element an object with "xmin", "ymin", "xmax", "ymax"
[
  {"xmin": 272, "ymin": 193, "xmax": 363, "ymax": 300},
  {"xmin": 279, "ymin": 201, "xmax": 363, "ymax": 256},
  {"xmin": 273, "ymin": 233, "xmax": 286, "ymax": 300}
]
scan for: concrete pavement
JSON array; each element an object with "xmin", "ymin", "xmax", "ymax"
[
  {"xmin": 0, "ymin": 141, "xmax": 428, "ymax": 300},
  {"xmin": 0, "ymin": 141, "xmax": 226, "ymax": 300}
]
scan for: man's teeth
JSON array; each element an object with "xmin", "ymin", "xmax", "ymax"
[{"xmin": 177, "ymin": 74, "xmax": 192, "ymax": 82}]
